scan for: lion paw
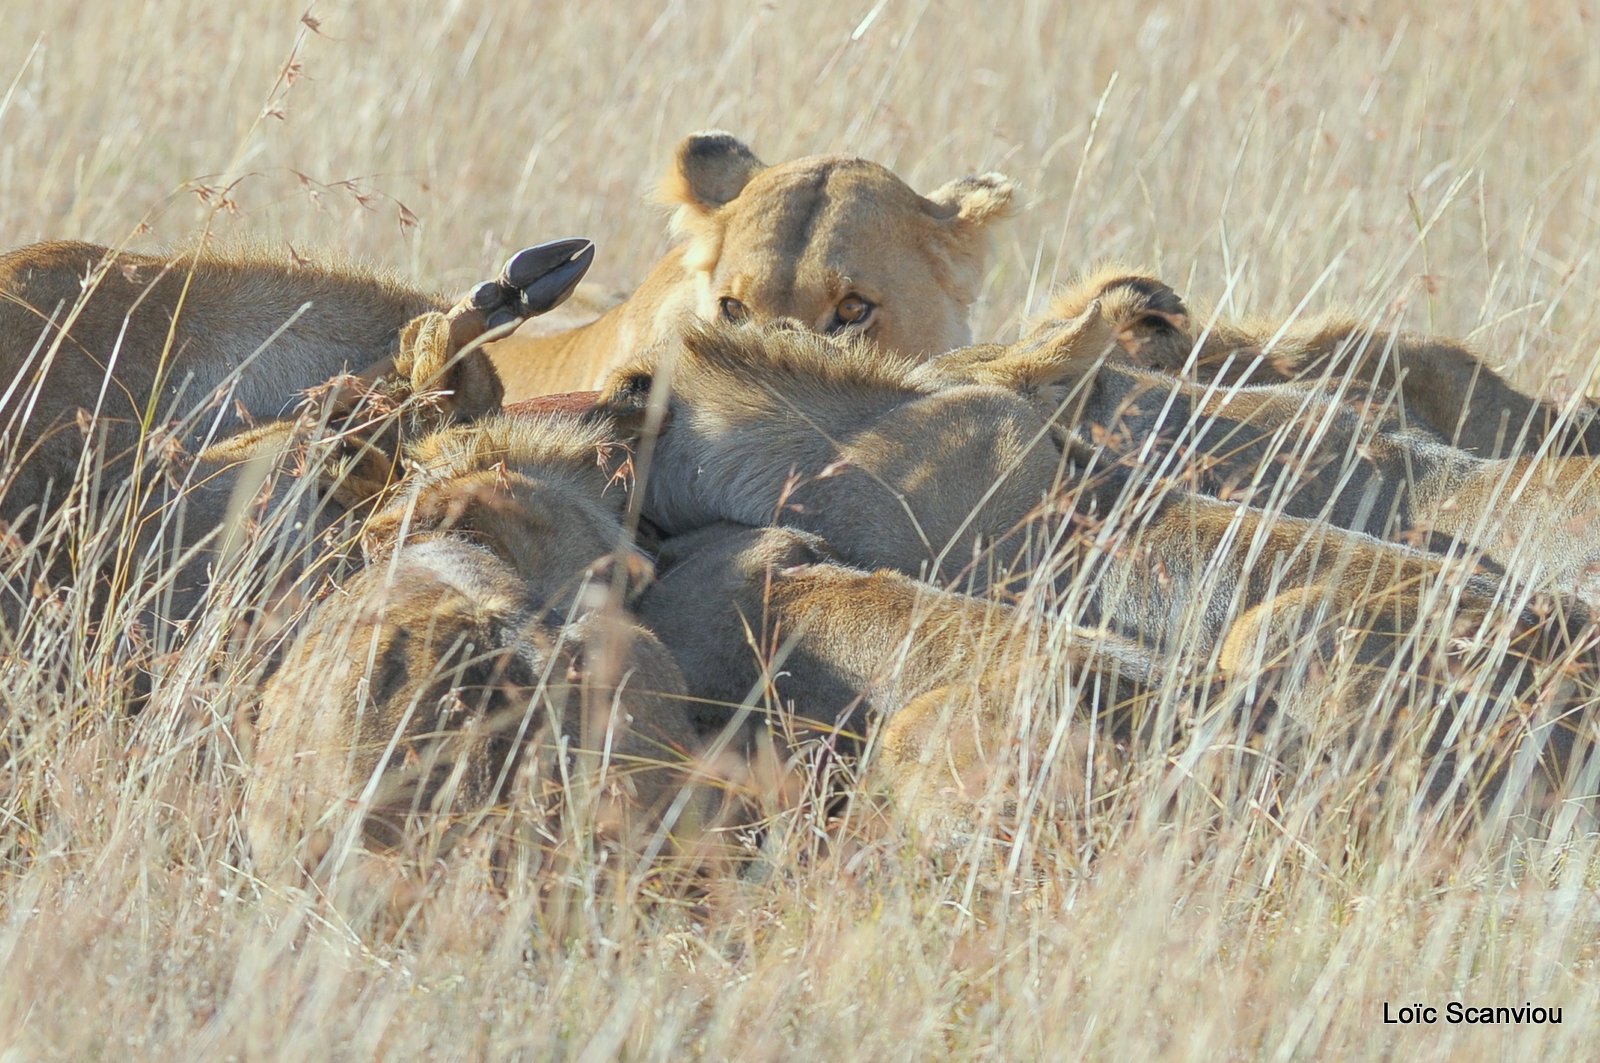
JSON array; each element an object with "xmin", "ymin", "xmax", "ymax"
[
  {"xmin": 1088, "ymin": 275, "xmax": 1190, "ymax": 359},
  {"xmin": 1048, "ymin": 268, "xmax": 1191, "ymax": 367}
]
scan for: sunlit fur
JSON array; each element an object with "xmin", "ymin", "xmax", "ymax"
[
  {"xmin": 247, "ymin": 412, "xmax": 706, "ymax": 902},
  {"xmin": 636, "ymin": 523, "xmax": 1165, "ymax": 850},
  {"xmin": 599, "ymin": 315, "xmax": 1600, "ymax": 812},
  {"xmin": 0, "ymin": 242, "xmax": 505, "ymax": 629},
  {"xmin": 487, "ymin": 131, "xmax": 1017, "ymax": 399},
  {"xmin": 959, "ymin": 270, "xmax": 1600, "ymax": 602},
  {"xmin": 1050, "ymin": 264, "xmax": 1600, "ymax": 458}
]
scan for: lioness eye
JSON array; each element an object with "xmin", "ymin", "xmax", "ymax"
[
  {"xmin": 719, "ymin": 296, "xmax": 747, "ymax": 322},
  {"xmin": 832, "ymin": 294, "xmax": 875, "ymax": 331}
]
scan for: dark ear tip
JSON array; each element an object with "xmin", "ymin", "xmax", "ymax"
[
  {"xmin": 678, "ymin": 130, "xmax": 753, "ymax": 161},
  {"xmin": 588, "ymin": 370, "xmax": 656, "ymax": 436},
  {"xmin": 668, "ymin": 132, "xmax": 765, "ymax": 210},
  {"xmin": 925, "ymin": 171, "xmax": 1022, "ymax": 223},
  {"xmin": 1096, "ymin": 276, "xmax": 1189, "ymax": 330},
  {"xmin": 617, "ymin": 368, "xmax": 655, "ymax": 404},
  {"xmin": 788, "ymin": 529, "xmax": 838, "ymax": 566}
]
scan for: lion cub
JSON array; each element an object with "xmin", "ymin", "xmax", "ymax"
[
  {"xmin": 599, "ymin": 321, "xmax": 1597, "ymax": 721},
  {"xmin": 934, "ymin": 279, "xmax": 1600, "ymax": 602},
  {"xmin": 597, "ymin": 320, "xmax": 1467, "ymax": 645},
  {"xmin": 635, "ymin": 523, "xmax": 1164, "ymax": 850},
  {"xmin": 246, "ymin": 413, "xmax": 704, "ymax": 899},
  {"xmin": 1046, "ymin": 266, "xmax": 1600, "ymax": 459},
  {"xmin": 609, "ymin": 327, "xmax": 1598, "ymax": 830},
  {"xmin": 599, "ymin": 319, "xmax": 1071, "ymax": 595}
]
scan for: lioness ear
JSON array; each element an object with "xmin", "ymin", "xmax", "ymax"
[
  {"xmin": 660, "ymin": 131, "xmax": 766, "ymax": 216},
  {"xmin": 921, "ymin": 173, "xmax": 1021, "ymax": 301},
  {"xmin": 923, "ymin": 172, "xmax": 1021, "ymax": 229}
]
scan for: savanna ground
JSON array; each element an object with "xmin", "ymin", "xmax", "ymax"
[{"xmin": 3, "ymin": 1, "xmax": 1600, "ymax": 1058}]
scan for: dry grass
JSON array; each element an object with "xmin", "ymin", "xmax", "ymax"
[{"xmin": 4, "ymin": 1, "xmax": 1600, "ymax": 1059}]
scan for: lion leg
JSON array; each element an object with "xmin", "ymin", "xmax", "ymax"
[
  {"xmin": 1045, "ymin": 267, "xmax": 1193, "ymax": 367},
  {"xmin": 949, "ymin": 270, "xmax": 1192, "ymax": 392},
  {"xmin": 874, "ymin": 681, "xmax": 1016, "ymax": 852},
  {"xmin": 1416, "ymin": 454, "xmax": 1600, "ymax": 602},
  {"xmin": 1222, "ymin": 579, "xmax": 1600, "ymax": 814},
  {"xmin": 354, "ymin": 238, "xmax": 596, "ymax": 399},
  {"xmin": 1219, "ymin": 583, "xmax": 1359, "ymax": 735}
]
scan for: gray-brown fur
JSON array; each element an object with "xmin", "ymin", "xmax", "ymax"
[
  {"xmin": 601, "ymin": 320, "xmax": 1070, "ymax": 595},
  {"xmin": 635, "ymin": 523, "xmax": 1164, "ymax": 847},
  {"xmin": 0, "ymin": 241, "xmax": 438, "ymax": 534},
  {"xmin": 247, "ymin": 413, "xmax": 704, "ymax": 889},
  {"xmin": 599, "ymin": 318, "xmax": 1492, "ymax": 651},
  {"xmin": 967, "ymin": 277, "xmax": 1600, "ymax": 601},
  {"xmin": 1220, "ymin": 577, "xmax": 1600, "ymax": 814},
  {"xmin": 0, "ymin": 239, "xmax": 572, "ymax": 640},
  {"xmin": 1048, "ymin": 265, "xmax": 1600, "ymax": 459}
]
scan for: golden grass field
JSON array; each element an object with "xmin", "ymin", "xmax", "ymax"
[{"xmin": 4, "ymin": 1, "xmax": 1600, "ymax": 1058}]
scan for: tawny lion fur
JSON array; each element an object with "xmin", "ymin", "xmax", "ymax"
[
  {"xmin": 618, "ymin": 349, "xmax": 1600, "ymax": 827},
  {"xmin": 0, "ymin": 240, "xmax": 522, "ymax": 633},
  {"xmin": 968, "ymin": 270, "xmax": 1600, "ymax": 602},
  {"xmin": 635, "ymin": 523, "xmax": 1164, "ymax": 849},
  {"xmin": 597, "ymin": 321, "xmax": 1598, "ymax": 738},
  {"xmin": 247, "ymin": 413, "xmax": 706, "ymax": 893},
  {"xmin": 487, "ymin": 131, "xmax": 1018, "ymax": 399},
  {"xmin": 1046, "ymin": 265, "xmax": 1600, "ymax": 459}
]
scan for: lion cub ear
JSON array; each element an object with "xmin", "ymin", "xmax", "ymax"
[
  {"xmin": 593, "ymin": 357, "xmax": 671, "ymax": 445},
  {"xmin": 660, "ymin": 131, "xmax": 766, "ymax": 220},
  {"xmin": 923, "ymin": 172, "xmax": 1021, "ymax": 229}
]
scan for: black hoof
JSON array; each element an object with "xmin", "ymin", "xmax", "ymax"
[
  {"xmin": 484, "ymin": 307, "xmax": 523, "ymax": 331},
  {"xmin": 469, "ymin": 280, "xmax": 504, "ymax": 311},
  {"xmin": 501, "ymin": 238, "xmax": 595, "ymax": 316}
]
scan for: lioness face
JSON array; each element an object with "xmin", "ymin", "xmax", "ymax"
[{"xmin": 665, "ymin": 133, "xmax": 1018, "ymax": 359}]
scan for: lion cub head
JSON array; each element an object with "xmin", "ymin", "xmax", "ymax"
[
  {"xmin": 363, "ymin": 413, "xmax": 643, "ymax": 617},
  {"xmin": 661, "ymin": 131, "xmax": 1019, "ymax": 358}
]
